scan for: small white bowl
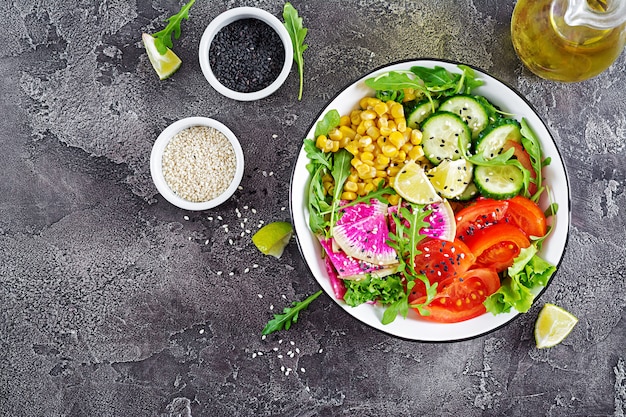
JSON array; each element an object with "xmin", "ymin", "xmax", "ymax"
[
  {"xmin": 198, "ymin": 7, "xmax": 294, "ymax": 101},
  {"xmin": 150, "ymin": 117, "xmax": 244, "ymax": 211}
]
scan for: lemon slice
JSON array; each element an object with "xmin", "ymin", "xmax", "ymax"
[
  {"xmin": 534, "ymin": 303, "xmax": 578, "ymax": 349},
  {"xmin": 393, "ymin": 160, "xmax": 443, "ymax": 204},
  {"xmin": 427, "ymin": 158, "xmax": 474, "ymax": 199},
  {"xmin": 142, "ymin": 33, "xmax": 182, "ymax": 80},
  {"xmin": 252, "ymin": 221, "xmax": 293, "ymax": 258}
]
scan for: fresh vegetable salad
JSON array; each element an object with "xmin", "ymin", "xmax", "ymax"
[{"xmin": 304, "ymin": 65, "xmax": 557, "ymax": 325}]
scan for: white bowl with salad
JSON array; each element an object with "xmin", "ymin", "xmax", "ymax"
[{"xmin": 290, "ymin": 59, "xmax": 570, "ymax": 342}]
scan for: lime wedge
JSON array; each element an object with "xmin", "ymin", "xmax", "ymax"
[
  {"xmin": 393, "ymin": 160, "xmax": 442, "ymax": 204},
  {"xmin": 252, "ymin": 221, "xmax": 293, "ymax": 258},
  {"xmin": 427, "ymin": 158, "xmax": 473, "ymax": 199},
  {"xmin": 142, "ymin": 33, "xmax": 182, "ymax": 80},
  {"xmin": 534, "ymin": 303, "xmax": 578, "ymax": 349}
]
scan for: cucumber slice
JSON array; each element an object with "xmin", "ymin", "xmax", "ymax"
[
  {"xmin": 474, "ymin": 120, "xmax": 522, "ymax": 160},
  {"xmin": 439, "ymin": 95, "xmax": 489, "ymax": 139},
  {"xmin": 421, "ymin": 111, "xmax": 471, "ymax": 165},
  {"xmin": 405, "ymin": 99, "xmax": 439, "ymax": 129},
  {"xmin": 474, "ymin": 164, "xmax": 524, "ymax": 199}
]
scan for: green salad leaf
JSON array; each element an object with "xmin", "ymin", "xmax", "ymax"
[
  {"xmin": 262, "ymin": 290, "xmax": 323, "ymax": 335},
  {"xmin": 483, "ymin": 246, "xmax": 556, "ymax": 315},
  {"xmin": 283, "ymin": 2, "xmax": 308, "ymax": 100},
  {"xmin": 151, "ymin": 0, "xmax": 195, "ymax": 55}
]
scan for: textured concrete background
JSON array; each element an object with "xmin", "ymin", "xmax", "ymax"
[{"xmin": 1, "ymin": 0, "xmax": 625, "ymax": 416}]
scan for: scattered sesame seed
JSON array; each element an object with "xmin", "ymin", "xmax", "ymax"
[
  {"xmin": 278, "ymin": 354, "xmax": 283, "ymax": 359},
  {"xmin": 208, "ymin": 216, "xmax": 213, "ymax": 221},
  {"xmin": 199, "ymin": 329, "xmax": 205, "ymax": 334},
  {"xmin": 217, "ymin": 215, "xmax": 223, "ymax": 220},
  {"xmin": 229, "ymin": 272, "xmax": 234, "ymax": 276},
  {"xmin": 258, "ymin": 352, "xmax": 263, "ymax": 356},
  {"xmin": 244, "ymin": 268, "xmax": 250, "ymax": 273},
  {"xmin": 216, "ymin": 271, "xmax": 223, "ymax": 275},
  {"xmin": 252, "ymin": 353, "xmax": 257, "ymax": 358},
  {"xmin": 258, "ymin": 294, "xmax": 263, "ymax": 298},
  {"xmin": 183, "ymin": 215, "xmax": 190, "ymax": 221},
  {"xmin": 300, "ymin": 367, "xmax": 306, "ymax": 373}
]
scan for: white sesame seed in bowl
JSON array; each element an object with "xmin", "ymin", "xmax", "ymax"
[{"xmin": 150, "ymin": 117, "xmax": 244, "ymax": 210}]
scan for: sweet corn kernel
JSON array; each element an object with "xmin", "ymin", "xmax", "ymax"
[
  {"xmin": 341, "ymin": 191, "xmax": 357, "ymax": 201},
  {"xmin": 375, "ymin": 154, "xmax": 390, "ymax": 166},
  {"xmin": 366, "ymin": 126, "xmax": 381, "ymax": 140},
  {"xmin": 339, "ymin": 115, "xmax": 351, "ymax": 126},
  {"xmin": 328, "ymin": 128, "xmax": 343, "ymax": 141},
  {"xmin": 348, "ymin": 172, "xmax": 359, "ymax": 183},
  {"xmin": 386, "ymin": 165, "xmax": 401, "ymax": 176},
  {"xmin": 408, "ymin": 146, "xmax": 424, "ymax": 160},
  {"xmin": 410, "ymin": 129, "xmax": 423, "ymax": 145},
  {"xmin": 390, "ymin": 102, "xmax": 404, "ymax": 119},
  {"xmin": 358, "ymin": 136, "xmax": 373, "ymax": 147},
  {"xmin": 364, "ymin": 182, "xmax": 376, "ymax": 193},
  {"xmin": 388, "ymin": 131, "xmax": 406, "ymax": 148},
  {"xmin": 356, "ymin": 163, "xmax": 372, "ymax": 177},
  {"xmin": 351, "ymin": 158, "xmax": 363, "ymax": 169},
  {"xmin": 345, "ymin": 141, "xmax": 359, "ymax": 155},
  {"xmin": 392, "ymin": 150, "xmax": 407, "ymax": 163},
  {"xmin": 396, "ymin": 118, "xmax": 407, "ymax": 133},
  {"xmin": 359, "ymin": 97, "xmax": 370, "ymax": 109},
  {"xmin": 344, "ymin": 180, "xmax": 358, "ymax": 192},
  {"xmin": 375, "ymin": 170, "xmax": 387, "ymax": 178},
  {"xmin": 339, "ymin": 125, "xmax": 357, "ymax": 140},
  {"xmin": 350, "ymin": 110, "xmax": 362, "ymax": 126},
  {"xmin": 377, "ymin": 115, "xmax": 389, "ymax": 129},
  {"xmin": 388, "ymin": 194, "xmax": 401, "ymax": 205},
  {"xmin": 360, "ymin": 151, "xmax": 374, "ymax": 161},
  {"xmin": 330, "ymin": 140, "xmax": 340, "ymax": 153},
  {"xmin": 360, "ymin": 109, "xmax": 377, "ymax": 120},
  {"xmin": 382, "ymin": 144, "xmax": 399, "ymax": 158},
  {"xmin": 357, "ymin": 182, "xmax": 366, "ymax": 196},
  {"xmin": 401, "ymin": 142, "xmax": 414, "ymax": 153},
  {"xmin": 373, "ymin": 102, "xmax": 388, "ymax": 117},
  {"xmin": 315, "ymin": 135, "xmax": 327, "ymax": 150}
]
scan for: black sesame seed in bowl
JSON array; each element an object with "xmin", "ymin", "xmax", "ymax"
[
  {"xmin": 199, "ymin": 7, "xmax": 293, "ymax": 101},
  {"xmin": 150, "ymin": 117, "xmax": 244, "ymax": 211}
]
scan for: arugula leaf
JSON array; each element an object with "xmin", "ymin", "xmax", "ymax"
[
  {"xmin": 519, "ymin": 119, "xmax": 545, "ymax": 202},
  {"xmin": 483, "ymin": 246, "xmax": 556, "ymax": 315},
  {"xmin": 283, "ymin": 3, "xmax": 308, "ymax": 101},
  {"xmin": 262, "ymin": 290, "xmax": 323, "ymax": 335},
  {"xmin": 328, "ymin": 149, "xmax": 352, "ymax": 237},
  {"xmin": 151, "ymin": 0, "xmax": 195, "ymax": 55},
  {"xmin": 385, "ymin": 204, "xmax": 436, "ymax": 322}
]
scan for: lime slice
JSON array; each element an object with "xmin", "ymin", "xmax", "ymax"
[
  {"xmin": 427, "ymin": 158, "xmax": 474, "ymax": 199},
  {"xmin": 393, "ymin": 160, "xmax": 443, "ymax": 204},
  {"xmin": 534, "ymin": 303, "xmax": 578, "ymax": 349},
  {"xmin": 142, "ymin": 33, "xmax": 182, "ymax": 80},
  {"xmin": 252, "ymin": 221, "xmax": 293, "ymax": 258}
]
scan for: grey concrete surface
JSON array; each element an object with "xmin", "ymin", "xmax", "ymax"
[{"xmin": 1, "ymin": 0, "xmax": 625, "ymax": 416}]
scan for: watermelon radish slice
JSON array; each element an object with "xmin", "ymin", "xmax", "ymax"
[
  {"xmin": 388, "ymin": 201, "xmax": 456, "ymax": 242},
  {"xmin": 319, "ymin": 238, "xmax": 397, "ymax": 280},
  {"xmin": 323, "ymin": 255, "xmax": 347, "ymax": 299},
  {"xmin": 422, "ymin": 200, "xmax": 456, "ymax": 241},
  {"xmin": 333, "ymin": 200, "xmax": 398, "ymax": 265}
]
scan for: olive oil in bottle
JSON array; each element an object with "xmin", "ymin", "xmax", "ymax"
[{"xmin": 511, "ymin": 0, "xmax": 626, "ymax": 82}]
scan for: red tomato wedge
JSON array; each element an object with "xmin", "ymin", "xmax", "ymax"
[
  {"xmin": 455, "ymin": 198, "xmax": 509, "ymax": 242},
  {"xmin": 411, "ymin": 268, "xmax": 501, "ymax": 323},
  {"xmin": 464, "ymin": 223, "xmax": 531, "ymax": 272},
  {"xmin": 409, "ymin": 238, "xmax": 475, "ymax": 300},
  {"xmin": 503, "ymin": 140, "xmax": 537, "ymax": 196},
  {"xmin": 505, "ymin": 196, "xmax": 548, "ymax": 238}
]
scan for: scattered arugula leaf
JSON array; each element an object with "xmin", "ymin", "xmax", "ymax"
[
  {"xmin": 262, "ymin": 290, "xmax": 323, "ymax": 335},
  {"xmin": 151, "ymin": 0, "xmax": 195, "ymax": 55},
  {"xmin": 283, "ymin": 2, "xmax": 308, "ymax": 100}
]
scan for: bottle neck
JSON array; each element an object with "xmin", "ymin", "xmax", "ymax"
[
  {"xmin": 564, "ymin": 0, "xmax": 626, "ymax": 30},
  {"xmin": 551, "ymin": 0, "xmax": 621, "ymax": 44}
]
